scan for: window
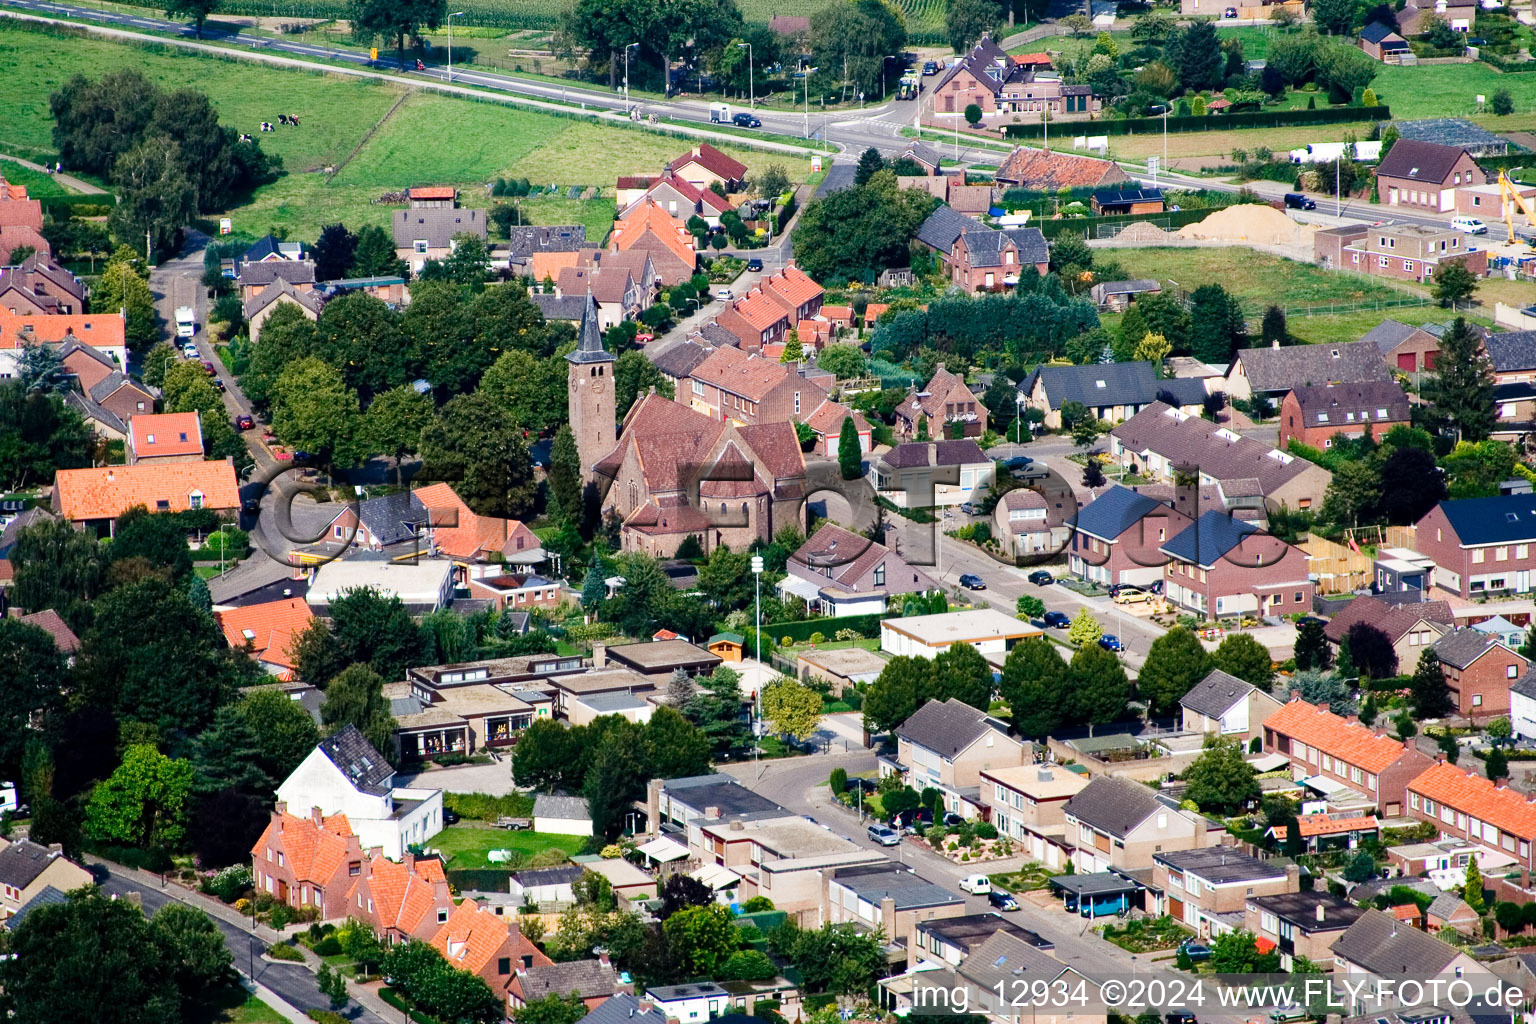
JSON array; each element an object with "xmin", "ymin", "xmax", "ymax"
[
  {"xmin": 1474, "ymin": 694, "xmax": 1484, "ymax": 706},
  {"xmin": 498, "ymin": 958, "xmax": 512, "ymax": 975},
  {"xmin": 1379, "ymin": 256, "xmax": 1390, "ymax": 267},
  {"xmin": 414, "ymin": 240, "xmax": 428, "ymax": 254},
  {"xmin": 1404, "ymin": 260, "xmax": 1415, "ymax": 273},
  {"xmin": 874, "ymin": 564, "xmax": 885, "ymax": 587},
  {"xmin": 1474, "ymin": 549, "xmax": 1486, "ymax": 564},
  {"xmin": 1511, "ymin": 665, "xmax": 1520, "ymax": 678},
  {"xmin": 439, "ymin": 908, "xmax": 450, "ymax": 923},
  {"xmin": 1498, "ymin": 547, "xmax": 1509, "ymax": 561},
  {"xmin": 189, "ymin": 491, "xmax": 204, "ymax": 510}
]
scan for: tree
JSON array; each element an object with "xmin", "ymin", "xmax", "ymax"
[
  {"xmin": 15, "ymin": 338, "xmax": 69, "ymax": 396},
  {"xmin": 791, "ymin": 170, "xmax": 938, "ymax": 282},
  {"xmin": 351, "ymin": 224, "xmax": 408, "ymax": 278},
  {"xmin": 660, "ymin": 873, "xmax": 716, "ymax": 919},
  {"xmin": 0, "ymin": 620, "xmax": 66, "ymax": 781},
  {"xmin": 8, "ymin": 514, "xmax": 107, "ymax": 620},
  {"xmin": 1487, "ymin": 744, "xmax": 1510, "ymax": 781},
  {"xmin": 779, "ymin": 330, "xmax": 804, "ymax": 365},
  {"xmin": 946, "ymin": 0, "xmax": 998, "ymax": 51},
  {"xmin": 546, "ymin": 425, "xmax": 583, "ymax": 526},
  {"xmin": 1260, "ymin": 305, "xmax": 1287, "ymax": 347},
  {"xmin": 1082, "ymin": 458, "xmax": 1106, "ymax": 489},
  {"xmin": 419, "ymin": 391, "xmax": 538, "ymax": 519},
  {"xmin": 310, "ymin": 223, "xmax": 359, "ymax": 281},
  {"xmin": 964, "ymin": 103, "xmax": 984, "ymax": 127},
  {"xmin": 84, "ymin": 744, "xmax": 195, "ymax": 849},
  {"xmin": 1189, "ymin": 284, "xmax": 1247, "ymax": 364},
  {"xmin": 271, "ymin": 357, "xmax": 364, "ymax": 466},
  {"xmin": 1067, "ymin": 644, "xmax": 1130, "ymax": 726},
  {"xmin": 93, "ymin": 250, "xmax": 159, "ymax": 353},
  {"xmin": 1312, "ymin": 0, "xmax": 1359, "ymax": 32},
  {"xmin": 1209, "ymin": 930, "xmax": 1281, "ymax": 974},
  {"xmin": 1016, "ymin": 594, "xmax": 1045, "ymax": 621},
  {"xmin": 1465, "ymin": 858, "xmax": 1487, "ymax": 912},
  {"xmin": 353, "ymin": 0, "xmax": 447, "ymax": 68},
  {"xmin": 817, "ymin": 343, "xmax": 865, "ymax": 379},
  {"xmin": 646, "ymin": 706, "xmax": 712, "ymax": 779},
  {"xmin": 999, "ymin": 637, "xmax": 1067, "ymax": 738},
  {"xmin": 1174, "ymin": 21, "xmax": 1223, "ymax": 90},
  {"xmin": 1345, "ymin": 622, "xmax": 1397, "ymax": 679},
  {"xmin": 855, "ymin": 147, "xmax": 886, "ymax": 186},
  {"xmin": 1410, "ymin": 648, "xmax": 1454, "ymax": 718},
  {"xmin": 838, "ymin": 416, "xmax": 862, "ymax": 480},
  {"xmin": 1494, "ymin": 88, "xmax": 1515, "ymax": 116},
  {"xmin": 1379, "ymin": 446, "xmax": 1446, "ymax": 525},
  {"xmin": 1358, "ymin": 692, "xmax": 1378, "ymax": 726},
  {"xmin": 1436, "ymin": 728, "xmax": 1460, "ymax": 765},
  {"xmin": 322, "ymin": 585, "xmax": 425, "ymax": 681},
  {"xmin": 240, "ymin": 688, "xmax": 320, "ymax": 782},
  {"xmin": 150, "ymin": 903, "xmax": 236, "ymax": 1012},
  {"xmin": 1136, "ymin": 627, "xmax": 1212, "ymax": 716},
  {"xmin": 1067, "ymin": 607, "xmax": 1103, "ymax": 647},
  {"xmin": 108, "ymin": 140, "xmax": 197, "ymax": 257},
  {"xmin": 1183, "ymin": 737, "xmax": 1259, "ymax": 814},
  {"xmin": 788, "ymin": 922, "xmax": 888, "ymax": 995},
  {"xmin": 613, "ymin": 349, "xmax": 673, "ymax": 419},
  {"xmin": 1433, "ymin": 259, "xmax": 1478, "ymax": 308},
  {"xmin": 1132, "ymin": 331, "xmax": 1171, "ymax": 366},
  {"xmin": 1212, "ymin": 634, "xmax": 1274, "ymax": 689},
  {"xmin": 863, "ymin": 656, "xmax": 935, "ymax": 735},
  {"xmin": 321, "ymin": 664, "xmax": 398, "ymax": 759},
  {"xmin": 514, "ymin": 993, "xmax": 588, "ymax": 1024},
  {"xmin": 1315, "ymin": 43, "xmax": 1377, "ymax": 102},
  {"xmin": 1294, "ymin": 619, "xmax": 1331, "ymax": 671},
  {"xmin": 583, "ymin": 720, "xmax": 648, "ymax": 838},
  {"xmin": 762, "ymin": 677, "xmax": 824, "ymax": 741},
  {"xmin": 111, "ymin": 506, "xmax": 193, "ymax": 582},
  {"xmin": 365, "ymin": 385, "xmax": 433, "ymax": 485},
  {"xmin": 664, "ymin": 904, "xmax": 738, "ymax": 976},
  {"xmin": 934, "ymin": 641, "xmax": 994, "ymax": 710}
]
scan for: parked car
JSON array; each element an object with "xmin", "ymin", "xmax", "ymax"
[
  {"xmin": 443, "ymin": 809, "xmax": 460, "ymax": 825},
  {"xmin": 959, "ymin": 502, "xmax": 984, "ymax": 516},
  {"xmin": 1180, "ymin": 942, "xmax": 1212, "ymax": 962},
  {"xmin": 959, "ymin": 573, "xmax": 986, "ymax": 590},
  {"xmin": 201, "ymin": 361, "xmax": 216, "ymax": 374},
  {"xmin": 867, "ymin": 823, "xmax": 902, "ymax": 846},
  {"xmin": 1451, "ymin": 215, "xmax": 1489, "ymax": 235},
  {"xmin": 1223, "ymin": 5, "xmax": 1237, "ymax": 14},
  {"xmin": 922, "ymin": 60, "xmax": 939, "ymax": 74},
  {"xmin": 1113, "ymin": 589, "xmax": 1151, "ymax": 606},
  {"xmin": 1099, "ymin": 634, "xmax": 1125, "ymax": 652},
  {"xmin": 1003, "ymin": 455, "xmax": 1033, "ymax": 470},
  {"xmin": 234, "ymin": 414, "xmax": 255, "ymax": 431},
  {"xmin": 747, "ymin": 257, "xmax": 764, "ymax": 271},
  {"xmin": 988, "ymin": 889, "xmax": 1019, "ymax": 911},
  {"xmin": 1044, "ymin": 611, "xmax": 1071, "ymax": 628},
  {"xmin": 715, "ymin": 288, "xmax": 734, "ymax": 301},
  {"xmin": 1028, "ymin": 570, "xmax": 1054, "ymax": 586},
  {"xmin": 943, "ymin": 812, "xmax": 964, "ymax": 827},
  {"xmin": 1166, "ymin": 1014, "xmax": 1198, "ymax": 1024},
  {"xmin": 1283, "ymin": 192, "xmax": 1316, "ymax": 211},
  {"xmin": 732, "ymin": 112, "xmax": 762, "ymax": 128},
  {"xmin": 896, "ymin": 808, "xmax": 933, "ymax": 833},
  {"xmin": 958, "ymin": 873, "xmax": 991, "ymax": 894},
  {"xmin": 1011, "ymin": 463, "xmax": 1049, "ymax": 481},
  {"xmin": 1268, "ymin": 1008, "xmax": 1307, "ymax": 1024},
  {"xmin": 211, "ymin": 378, "xmax": 226, "ymax": 392},
  {"xmin": 182, "ymin": 342, "xmax": 199, "ymax": 359}
]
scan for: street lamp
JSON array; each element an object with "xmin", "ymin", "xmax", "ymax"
[
  {"xmin": 1014, "ymin": 393, "xmax": 1024, "ymax": 444},
  {"xmin": 880, "ymin": 54, "xmax": 895, "ymax": 102},
  {"xmin": 737, "ymin": 42, "xmax": 754, "ymax": 109},
  {"xmin": 624, "ymin": 42, "xmax": 639, "ymax": 113},
  {"xmin": 447, "ymin": 11, "xmax": 464, "ymax": 82},
  {"xmin": 751, "ymin": 553, "xmax": 763, "ymax": 761}
]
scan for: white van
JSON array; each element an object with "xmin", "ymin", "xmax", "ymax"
[
  {"xmin": 959, "ymin": 874, "xmax": 991, "ymax": 895},
  {"xmin": 1451, "ymin": 215, "xmax": 1489, "ymax": 235}
]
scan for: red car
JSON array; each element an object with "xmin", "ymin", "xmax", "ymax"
[
  {"xmin": 234, "ymin": 414, "xmax": 255, "ymax": 431},
  {"xmin": 201, "ymin": 361, "xmax": 215, "ymax": 374}
]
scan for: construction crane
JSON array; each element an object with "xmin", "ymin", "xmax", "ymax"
[{"xmin": 1498, "ymin": 168, "xmax": 1536, "ymax": 244}]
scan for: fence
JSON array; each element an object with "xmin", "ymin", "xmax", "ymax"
[
  {"xmin": 1301, "ymin": 534, "xmax": 1373, "ymax": 595},
  {"xmin": 1002, "ymin": 105, "xmax": 1392, "ymax": 140}
]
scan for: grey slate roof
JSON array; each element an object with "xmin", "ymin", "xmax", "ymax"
[
  {"xmin": 7, "ymin": 885, "xmax": 68, "ymax": 929},
  {"xmin": 356, "ymin": 490, "xmax": 427, "ymax": 547},
  {"xmin": 1483, "ymin": 331, "xmax": 1536, "ymax": 373},
  {"xmin": 695, "ymin": 322, "xmax": 739, "ymax": 349},
  {"xmin": 516, "ymin": 959, "xmax": 618, "ymax": 1001},
  {"xmin": 1023, "ymin": 361, "xmax": 1175, "ymax": 411},
  {"xmin": 916, "ymin": 205, "xmax": 982, "ymax": 256},
  {"xmin": 903, "ymin": 141, "xmax": 943, "ymax": 170},
  {"xmin": 881, "ymin": 440, "xmax": 989, "ymax": 469},
  {"xmin": 1512, "ymin": 666, "xmax": 1536, "ymax": 703},
  {"xmin": 659, "ymin": 774, "xmax": 788, "ymax": 820},
  {"xmin": 533, "ymin": 793, "xmax": 592, "ymax": 821},
  {"xmin": 566, "ymin": 293, "xmax": 613, "ymax": 366},
  {"xmin": 1162, "ymin": 510, "xmax": 1260, "ymax": 567},
  {"xmin": 1434, "ymin": 627, "xmax": 1515, "ymax": 669},
  {"xmin": 238, "ymin": 260, "xmax": 316, "ymax": 288},
  {"xmin": 0, "ymin": 840, "xmax": 66, "ymax": 889},
  {"xmin": 1427, "ymin": 893, "xmax": 1473, "ymax": 921},
  {"xmin": 1153, "ymin": 847, "xmax": 1285, "ymax": 884},
  {"xmin": 317, "ymin": 724, "xmax": 393, "ymax": 797},
  {"xmin": 1288, "ymin": 381, "xmax": 1410, "ymax": 427},
  {"xmin": 63, "ymin": 389, "xmax": 125, "ymax": 435},
  {"xmin": 961, "ymin": 227, "xmax": 1049, "ymax": 268},
  {"xmin": 650, "ymin": 340, "xmax": 715, "ymax": 380},
  {"xmin": 1233, "ymin": 340, "xmax": 1393, "ymax": 393},
  {"xmin": 507, "ymin": 225, "xmax": 587, "ymax": 258},
  {"xmin": 531, "ymin": 293, "xmax": 588, "ymax": 321},
  {"xmin": 1376, "ymin": 138, "xmax": 1476, "ymax": 184},
  {"xmin": 1360, "ymin": 21, "xmax": 1400, "ymax": 43},
  {"xmin": 832, "ymin": 863, "xmax": 963, "ymax": 910},
  {"xmin": 1071, "ymin": 485, "xmax": 1166, "ymax": 543},
  {"xmin": 916, "ymin": 913, "xmax": 1052, "ymax": 954},
  {"xmin": 1437, "ymin": 494, "xmax": 1536, "ymax": 546},
  {"xmin": 0, "ymin": 505, "xmax": 56, "ymax": 556},
  {"xmin": 1361, "ymin": 318, "xmax": 1437, "ymax": 354},
  {"xmin": 88, "ymin": 370, "xmax": 151, "ymax": 405},
  {"xmin": 895, "ymin": 698, "xmax": 1006, "ymax": 758},
  {"xmin": 577, "ymin": 993, "xmax": 662, "ymax": 1024},
  {"xmin": 1179, "ymin": 669, "xmax": 1257, "ymax": 719},
  {"xmin": 391, "ymin": 208, "xmax": 488, "ymax": 248},
  {"xmin": 243, "ymin": 277, "xmax": 324, "ymax": 320},
  {"xmin": 1330, "ymin": 908, "xmax": 1464, "ymax": 974},
  {"xmin": 511, "ymin": 864, "xmax": 585, "ymax": 887},
  {"xmin": 957, "ymin": 931, "xmax": 1071, "ymax": 992},
  {"xmin": 1062, "ymin": 776, "xmax": 1163, "ymax": 838}
]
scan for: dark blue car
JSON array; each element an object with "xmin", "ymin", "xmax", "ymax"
[
  {"xmin": 1099, "ymin": 634, "xmax": 1125, "ymax": 652},
  {"xmin": 1043, "ymin": 611, "xmax": 1070, "ymax": 628}
]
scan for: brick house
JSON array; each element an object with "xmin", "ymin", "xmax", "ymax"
[
  {"xmin": 799, "ymin": 397, "xmax": 872, "ymax": 460},
  {"xmin": 993, "ymin": 485, "xmax": 1073, "ymax": 560},
  {"xmin": 715, "ymin": 288, "xmax": 791, "ymax": 349},
  {"xmin": 608, "ymin": 200, "xmax": 697, "ymax": 287},
  {"xmin": 237, "ymin": 259, "xmax": 318, "ymax": 303},
  {"xmin": 666, "ymin": 143, "xmax": 749, "ymax": 193},
  {"xmin": 1407, "ymin": 760, "xmax": 1536, "ymax": 870},
  {"xmin": 51, "ymin": 460, "xmax": 241, "ymax": 536},
  {"xmin": 891, "ymin": 698, "xmax": 1028, "ymax": 816},
  {"xmin": 0, "ymin": 311, "xmax": 128, "ymax": 378},
  {"xmin": 1322, "ymin": 596, "xmax": 1455, "ymax": 676},
  {"xmin": 1180, "ymin": 669, "xmax": 1285, "ymax": 744},
  {"xmin": 216, "ymin": 596, "xmax": 314, "ymax": 678},
  {"xmin": 980, "ymin": 764, "xmax": 1087, "ymax": 871},
  {"xmin": 1062, "ymin": 776, "xmax": 1215, "ymax": 874},
  {"xmin": 948, "ymin": 226, "xmax": 1049, "ymax": 293},
  {"xmin": 1316, "ymin": 223, "xmax": 1489, "ymax": 284},
  {"xmin": 1278, "ymin": 381, "xmax": 1412, "ymax": 450},
  {"xmin": 872, "ymin": 440, "xmax": 995, "ymax": 509},
  {"xmin": 430, "ymin": 898, "xmax": 553, "ymax": 1013},
  {"xmin": 508, "ymin": 958, "xmax": 623, "ymax": 1012},
  {"xmin": 929, "ymin": 36, "xmax": 1101, "ymax": 122},
  {"xmin": 1069, "ymin": 485, "xmax": 1194, "ymax": 589},
  {"xmin": 0, "ymin": 839, "xmax": 92, "ymax": 922},
  {"xmin": 685, "ymin": 346, "xmax": 816, "ymax": 426},
  {"xmin": 124, "ymin": 411, "xmax": 204, "ymax": 465},
  {"xmin": 782, "ymin": 522, "xmax": 939, "ymax": 616},
  {"xmin": 993, "ymin": 146, "xmax": 1129, "ymax": 191},
  {"xmin": 1359, "ymin": 21, "xmax": 1410, "ymax": 60},
  {"xmin": 759, "ymin": 265, "xmax": 824, "ymax": 323},
  {"xmin": 0, "ymin": 257, "xmax": 85, "ymax": 315},
  {"xmin": 391, "ymin": 210, "xmax": 487, "ymax": 275},
  {"xmin": 251, "ymin": 806, "xmax": 364, "ymax": 918},
  {"xmin": 894, "ymin": 364, "xmax": 987, "ymax": 440},
  {"xmin": 1160, "ymin": 510, "xmax": 1315, "ymax": 620},
  {"xmin": 1361, "ymin": 318, "xmax": 1445, "ymax": 375},
  {"xmin": 821, "ymin": 863, "xmax": 966, "ymax": 952},
  {"xmin": 1153, "ymin": 849, "xmax": 1297, "ymax": 939},
  {"xmin": 343, "ymin": 852, "xmax": 454, "ymax": 942},
  {"xmin": 1415, "ymin": 494, "xmax": 1536, "ymax": 598},
  {"xmin": 1433, "ymin": 627, "xmax": 1529, "ymax": 718},
  {"xmin": 948, "ymin": 933, "xmax": 1105, "ymax": 1024},
  {"xmin": 1225, "ymin": 340, "xmax": 1394, "ymax": 405},
  {"xmin": 1023, "ymin": 363, "xmax": 1207, "ymax": 430},
  {"xmin": 616, "ymin": 170, "xmax": 733, "ymax": 228},
  {"xmin": 1244, "ymin": 892, "xmax": 1364, "ymax": 971},
  {"xmin": 1261, "ymin": 700, "xmax": 1434, "ymax": 816},
  {"xmin": 1375, "ymin": 139, "xmax": 1485, "ymax": 213}
]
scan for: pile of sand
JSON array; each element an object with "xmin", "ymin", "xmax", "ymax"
[
  {"xmin": 1177, "ymin": 204, "xmax": 1317, "ymax": 246},
  {"xmin": 1115, "ymin": 221, "xmax": 1172, "ymax": 243}
]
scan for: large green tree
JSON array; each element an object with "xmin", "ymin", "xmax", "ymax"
[
  {"xmin": 107, "ymin": 140, "xmax": 197, "ymax": 257},
  {"xmin": 321, "ymin": 664, "xmax": 399, "ymax": 759},
  {"xmin": 419, "ymin": 391, "xmax": 538, "ymax": 519},
  {"xmin": 240, "ymin": 688, "xmax": 320, "ymax": 781},
  {"xmin": 808, "ymin": 0, "xmax": 907, "ymax": 98},
  {"xmin": 83, "ymin": 743, "xmax": 196, "ymax": 849},
  {"xmin": 0, "ymin": 620, "xmax": 67, "ymax": 781},
  {"xmin": 1182, "ymin": 737, "xmax": 1259, "ymax": 815},
  {"xmin": 664, "ymin": 904, "xmax": 738, "ymax": 975},
  {"xmin": 1212, "ymin": 633, "xmax": 1275, "ymax": 689},
  {"xmin": 1067, "ymin": 643, "xmax": 1130, "ymax": 725},
  {"xmin": 1422, "ymin": 318, "xmax": 1495, "ymax": 442},
  {"xmin": 1136, "ymin": 627, "xmax": 1212, "ymax": 716},
  {"xmin": 792, "ymin": 170, "xmax": 938, "ymax": 283},
  {"xmin": 365, "ymin": 385, "xmax": 433, "ymax": 485},
  {"xmin": 354, "ymin": 0, "xmax": 447, "ymax": 68},
  {"xmin": 91, "ymin": 251, "xmax": 160, "ymax": 353},
  {"xmin": 1188, "ymin": 283, "xmax": 1247, "ymax": 364},
  {"xmin": 946, "ymin": 0, "xmax": 999, "ymax": 52},
  {"xmin": 998, "ymin": 637, "xmax": 1068, "ymax": 739},
  {"xmin": 0, "ymin": 384, "xmax": 94, "ymax": 492},
  {"xmin": 270, "ymin": 356, "xmax": 365, "ymax": 466},
  {"xmin": 1410, "ymin": 647, "xmax": 1455, "ymax": 718},
  {"xmin": 762, "ymin": 677, "xmax": 823, "ymax": 741}
]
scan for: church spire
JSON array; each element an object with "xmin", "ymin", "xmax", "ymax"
[{"xmin": 566, "ymin": 290, "xmax": 614, "ymax": 364}]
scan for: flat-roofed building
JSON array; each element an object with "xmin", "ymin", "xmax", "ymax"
[{"xmin": 879, "ymin": 608, "xmax": 1043, "ymax": 659}]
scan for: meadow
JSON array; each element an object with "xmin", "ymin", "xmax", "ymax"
[{"xmin": 0, "ymin": 23, "xmax": 799, "ymax": 239}]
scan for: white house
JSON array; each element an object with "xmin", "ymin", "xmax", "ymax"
[
  {"xmin": 879, "ymin": 608, "xmax": 1043, "ymax": 660},
  {"xmin": 1510, "ymin": 670, "xmax": 1536, "ymax": 741},
  {"xmin": 508, "ymin": 864, "xmax": 584, "ymax": 905},
  {"xmin": 274, "ymin": 725, "xmax": 444, "ymax": 860},
  {"xmin": 307, "ymin": 559, "xmax": 456, "ymax": 615},
  {"xmin": 532, "ymin": 793, "xmax": 594, "ymax": 837},
  {"xmin": 645, "ymin": 984, "xmax": 730, "ymax": 1024}
]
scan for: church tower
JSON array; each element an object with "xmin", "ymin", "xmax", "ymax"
[{"xmin": 566, "ymin": 292, "xmax": 616, "ymax": 480}]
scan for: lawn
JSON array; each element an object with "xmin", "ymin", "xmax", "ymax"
[
  {"xmin": 212, "ymin": 990, "xmax": 288, "ymax": 1024},
  {"xmin": 428, "ymin": 824, "xmax": 585, "ymax": 869},
  {"xmin": 0, "ymin": 23, "xmax": 799, "ymax": 239},
  {"xmin": 0, "ymin": 158, "xmax": 79, "ymax": 197}
]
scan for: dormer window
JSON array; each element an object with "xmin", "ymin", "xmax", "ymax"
[{"xmin": 146, "ymin": 434, "xmax": 156, "ymax": 444}]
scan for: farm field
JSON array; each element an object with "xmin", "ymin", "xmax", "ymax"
[
  {"xmin": 429, "ymin": 824, "xmax": 587, "ymax": 869},
  {"xmin": 0, "ymin": 24, "xmax": 794, "ymax": 239}
]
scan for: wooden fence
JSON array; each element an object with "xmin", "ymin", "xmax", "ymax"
[{"xmin": 1301, "ymin": 534, "xmax": 1373, "ymax": 595}]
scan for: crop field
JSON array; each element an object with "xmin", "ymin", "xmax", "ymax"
[{"xmin": 0, "ymin": 24, "xmax": 796, "ymax": 238}]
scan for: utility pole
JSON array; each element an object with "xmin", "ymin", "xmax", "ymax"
[
  {"xmin": 447, "ymin": 11, "xmax": 463, "ymax": 81},
  {"xmin": 752, "ymin": 554, "xmax": 763, "ymax": 763},
  {"xmin": 737, "ymin": 42, "xmax": 754, "ymax": 108},
  {"xmin": 1336, "ymin": 153, "xmax": 1342, "ymax": 217},
  {"xmin": 624, "ymin": 42, "xmax": 639, "ymax": 113}
]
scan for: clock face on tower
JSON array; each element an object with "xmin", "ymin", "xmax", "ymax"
[{"xmin": 592, "ymin": 380, "xmax": 604, "ymax": 392}]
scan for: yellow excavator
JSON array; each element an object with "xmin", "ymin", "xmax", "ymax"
[{"xmin": 1498, "ymin": 168, "xmax": 1536, "ymax": 244}]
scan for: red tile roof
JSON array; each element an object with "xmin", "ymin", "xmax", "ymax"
[
  {"xmin": 1271, "ymin": 814, "xmax": 1379, "ymax": 840},
  {"xmin": 216, "ymin": 597, "xmax": 314, "ymax": 671},
  {"xmin": 409, "ymin": 186, "xmax": 457, "ymax": 200},
  {"xmin": 0, "ymin": 197, "xmax": 43, "ymax": 232},
  {"xmin": 431, "ymin": 899, "xmax": 512, "ymax": 977},
  {"xmin": 251, "ymin": 812, "xmax": 357, "ymax": 886},
  {"xmin": 0, "ymin": 559, "xmax": 12, "ymax": 583},
  {"xmin": 691, "ymin": 346, "xmax": 792, "ymax": 401},
  {"xmin": 670, "ymin": 143, "xmax": 749, "ymax": 183},
  {"xmin": 1012, "ymin": 52, "xmax": 1053, "ymax": 66},
  {"xmin": 995, "ymin": 146, "xmax": 1129, "ymax": 190},
  {"xmin": 128, "ymin": 412, "xmax": 204, "ymax": 459},
  {"xmin": 1322, "ymin": 596, "xmax": 1454, "ymax": 644},
  {"xmin": 414, "ymin": 481, "xmax": 531, "ymax": 561},
  {"xmin": 53, "ymin": 460, "xmax": 241, "ymax": 522},
  {"xmin": 729, "ymin": 289, "xmax": 790, "ymax": 333},
  {"xmin": 616, "ymin": 176, "xmax": 655, "ymax": 190},
  {"xmin": 0, "ymin": 311, "xmax": 125, "ymax": 351},
  {"xmin": 761, "ymin": 265, "xmax": 823, "ymax": 313},
  {"xmin": 595, "ymin": 394, "xmax": 726, "ymax": 491},
  {"xmin": 359, "ymin": 854, "xmax": 449, "ymax": 935},
  {"xmin": 1263, "ymin": 700, "xmax": 1411, "ymax": 774},
  {"xmin": 609, "ymin": 200, "xmax": 697, "ymax": 270},
  {"xmin": 1409, "ymin": 761, "xmax": 1536, "ymax": 841}
]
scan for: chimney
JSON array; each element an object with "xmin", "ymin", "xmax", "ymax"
[
  {"xmin": 1284, "ymin": 862, "xmax": 1300, "ymax": 890},
  {"xmin": 404, "ymin": 852, "xmax": 415, "ymax": 872},
  {"xmin": 311, "ymin": 805, "xmax": 324, "ymax": 826},
  {"xmin": 599, "ymin": 952, "xmax": 611, "ymax": 966},
  {"xmin": 639, "ymin": 998, "xmax": 655, "ymax": 1015},
  {"xmin": 592, "ymin": 642, "xmax": 607, "ymax": 669},
  {"xmin": 275, "ymin": 801, "xmax": 287, "ymax": 817},
  {"xmin": 705, "ymin": 805, "xmax": 722, "ymax": 820},
  {"xmin": 46, "ymin": 843, "xmax": 62, "ymax": 855},
  {"xmin": 1272, "ymin": 339, "xmax": 1280, "ymax": 349},
  {"xmin": 105, "ymin": 469, "xmax": 114, "ymax": 482},
  {"xmin": 1290, "ymin": 689, "xmax": 1302, "ymax": 701},
  {"xmin": 1316, "ymin": 902, "xmax": 1326, "ymax": 923},
  {"xmin": 730, "ymin": 820, "xmax": 744, "ymax": 831}
]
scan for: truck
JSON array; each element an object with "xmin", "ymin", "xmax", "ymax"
[
  {"xmin": 709, "ymin": 102, "xmax": 731, "ymax": 123},
  {"xmin": 896, "ymin": 71, "xmax": 920, "ymax": 100},
  {"xmin": 175, "ymin": 306, "xmax": 196, "ymax": 339}
]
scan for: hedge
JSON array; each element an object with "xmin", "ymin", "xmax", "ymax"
[
  {"xmin": 446, "ymin": 868, "xmax": 515, "ymax": 893},
  {"xmin": 39, "ymin": 195, "xmax": 114, "ymax": 216},
  {"xmin": 1480, "ymin": 50, "xmax": 1536, "ymax": 72},
  {"xmin": 1003, "ymin": 105, "xmax": 1392, "ymax": 139},
  {"xmin": 775, "ymin": 195, "xmax": 798, "ymax": 235},
  {"xmin": 764, "ymin": 614, "xmax": 883, "ymax": 642}
]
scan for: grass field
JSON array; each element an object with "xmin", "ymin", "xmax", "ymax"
[
  {"xmin": 429, "ymin": 824, "xmax": 586, "ymax": 869},
  {"xmin": 1106, "ymin": 247, "xmax": 1424, "ymax": 313},
  {"xmin": 0, "ymin": 24, "xmax": 798, "ymax": 238},
  {"xmin": 0, "ymin": 159, "xmax": 79, "ymax": 196},
  {"xmin": 212, "ymin": 990, "xmax": 288, "ymax": 1024}
]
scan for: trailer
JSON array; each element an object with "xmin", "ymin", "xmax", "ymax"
[{"xmin": 710, "ymin": 102, "xmax": 731, "ymax": 123}]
